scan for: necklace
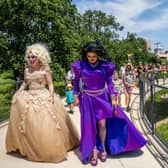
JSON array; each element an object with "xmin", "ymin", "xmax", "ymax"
[{"xmin": 89, "ymin": 61, "xmax": 99, "ymax": 68}]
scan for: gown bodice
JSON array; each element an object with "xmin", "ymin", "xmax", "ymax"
[
  {"xmin": 72, "ymin": 60, "xmax": 117, "ymax": 95},
  {"xmin": 25, "ymin": 67, "xmax": 48, "ymax": 90},
  {"xmin": 81, "ymin": 62, "xmax": 106, "ymax": 90}
]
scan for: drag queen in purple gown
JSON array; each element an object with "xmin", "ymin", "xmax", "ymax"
[{"xmin": 72, "ymin": 41, "xmax": 147, "ymax": 166}]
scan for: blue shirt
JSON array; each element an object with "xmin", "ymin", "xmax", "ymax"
[{"xmin": 65, "ymin": 90, "xmax": 74, "ymax": 103}]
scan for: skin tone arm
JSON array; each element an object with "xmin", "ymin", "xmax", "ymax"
[
  {"xmin": 45, "ymin": 69, "xmax": 54, "ymax": 103},
  {"xmin": 74, "ymin": 94, "xmax": 80, "ymax": 106}
]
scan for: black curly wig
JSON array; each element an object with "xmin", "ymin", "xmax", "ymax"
[{"xmin": 81, "ymin": 40, "xmax": 110, "ymax": 61}]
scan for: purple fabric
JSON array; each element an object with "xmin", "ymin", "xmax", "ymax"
[{"xmin": 72, "ymin": 60, "xmax": 147, "ymax": 162}]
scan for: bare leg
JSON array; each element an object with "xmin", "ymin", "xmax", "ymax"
[
  {"xmin": 69, "ymin": 104, "xmax": 73, "ymax": 113},
  {"xmin": 128, "ymin": 94, "xmax": 131, "ymax": 107},
  {"xmin": 91, "ymin": 146, "xmax": 99, "ymax": 166},
  {"xmin": 98, "ymin": 119, "xmax": 106, "ymax": 147},
  {"xmin": 98, "ymin": 119, "xmax": 107, "ymax": 162},
  {"xmin": 125, "ymin": 91, "xmax": 129, "ymax": 107},
  {"xmin": 118, "ymin": 95, "xmax": 121, "ymax": 106}
]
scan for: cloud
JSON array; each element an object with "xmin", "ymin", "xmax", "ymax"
[{"xmin": 73, "ymin": 0, "xmax": 167, "ymax": 34}]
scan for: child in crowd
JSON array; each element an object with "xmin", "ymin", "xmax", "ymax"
[
  {"xmin": 112, "ymin": 70, "xmax": 123, "ymax": 107},
  {"xmin": 65, "ymin": 83, "xmax": 74, "ymax": 114}
]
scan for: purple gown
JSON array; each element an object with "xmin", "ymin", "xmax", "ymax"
[{"xmin": 72, "ymin": 60, "xmax": 147, "ymax": 162}]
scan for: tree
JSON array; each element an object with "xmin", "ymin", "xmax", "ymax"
[
  {"xmin": 0, "ymin": 2, "xmax": 158, "ymax": 77},
  {"xmin": 0, "ymin": 0, "xmax": 80, "ymax": 77},
  {"xmin": 77, "ymin": 10, "xmax": 124, "ymax": 48},
  {"xmin": 0, "ymin": 32, "xmax": 8, "ymax": 70}
]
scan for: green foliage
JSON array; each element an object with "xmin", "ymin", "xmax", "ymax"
[
  {"xmin": 110, "ymin": 33, "xmax": 159, "ymax": 68},
  {"xmin": 53, "ymin": 80, "xmax": 65, "ymax": 97},
  {"xmin": 145, "ymin": 89, "xmax": 168, "ymax": 122},
  {"xmin": 0, "ymin": 1, "xmax": 159, "ymax": 77},
  {"xmin": 157, "ymin": 71, "xmax": 168, "ymax": 79},
  {"xmin": 0, "ymin": 71, "xmax": 13, "ymax": 79},
  {"xmin": 51, "ymin": 63, "xmax": 66, "ymax": 81},
  {"xmin": 0, "ymin": 106, "xmax": 10, "ymax": 122},
  {"xmin": 0, "ymin": 71, "xmax": 15, "ymax": 122},
  {"xmin": 0, "ymin": 0, "xmax": 80, "ymax": 75},
  {"xmin": 157, "ymin": 123, "xmax": 168, "ymax": 143}
]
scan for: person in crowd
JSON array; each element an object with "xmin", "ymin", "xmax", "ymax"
[
  {"xmin": 6, "ymin": 43, "xmax": 79, "ymax": 162},
  {"xmin": 72, "ymin": 41, "xmax": 146, "ymax": 166},
  {"xmin": 120, "ymin": 63, "xmax": 126, "ymax": 80},
  {"xmin": 112, "ymin": 70, "xmax": 123, "ymax": 107},
  {"xmin": 66, "ymin": 68, "xmax": 75, "ymax": 85},
  {"xmin": 65, "ymin": 83, "xmax": 74, "ymax": 114},
  {"xmin": 123, "ymin": 63, "xmax": 136, "ymax": 112}
]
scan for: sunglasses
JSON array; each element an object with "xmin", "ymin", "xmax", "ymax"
[{"xmin": 27, "ymin": 55, "xmax": 37, "ymax": 59}]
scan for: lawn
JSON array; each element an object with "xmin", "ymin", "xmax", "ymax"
[
  {"xmin": 145, "ymin": 89, "xmax": 168, "ymax": 122},
  {"xmin": 145, "ymin": 89, "xmax": 168, "ymax": 144},
  {"xmin": 157, "ymin": 123, "xmax": 168, "ymax": 143}
]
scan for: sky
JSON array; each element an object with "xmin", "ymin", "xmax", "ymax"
[{"xmin": 72, "ymin": 0, "xmax": 168, "ymax": 50}]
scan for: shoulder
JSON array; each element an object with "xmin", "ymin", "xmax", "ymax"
[
  {"xmin": 101, "ymin": 60, "xmax": 116, "ymax": 71},
  {"xmin": 72, "ymin": 60, "xmax": 85, "ymax": 73},
  {"xmin": 72, "ymin": 60, "xmax": 81, "ymax": 68}
]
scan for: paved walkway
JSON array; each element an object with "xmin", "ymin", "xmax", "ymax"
[{"xmin": 0, "ymin": 88, "xmax": 163, "ymax": 168}]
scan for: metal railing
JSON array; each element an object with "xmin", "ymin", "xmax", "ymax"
[{"xmin": 139, "ymin": 71, "xmax": 168, "ymax": 149}]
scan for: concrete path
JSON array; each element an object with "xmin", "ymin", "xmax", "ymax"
[{"xmin": 0, "ymin": 88, "xmax": 163, "ymax": 168}]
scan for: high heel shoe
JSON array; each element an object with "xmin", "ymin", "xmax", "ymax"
[
  {"xmin": 90, "ymin": 148, "xmax": 98, "ymax": 166},
  {"xmin": 91, "ymin": 157, "xmax": 98, "ymax": 166},
  {"xmin": 100, "ymin": 151, "xmax": 107, "ymax": 162}
]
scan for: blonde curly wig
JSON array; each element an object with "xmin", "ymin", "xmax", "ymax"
[{"xmin": 25, "ymin": 43, "xmax": 51, "ymax": 66}]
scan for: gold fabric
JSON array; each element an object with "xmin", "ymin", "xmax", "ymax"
[{"xmin": 6, "ymin": 68, "xmax": 79, "ymax": 162}]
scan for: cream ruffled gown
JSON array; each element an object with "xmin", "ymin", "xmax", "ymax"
[{"xmin": 6, "ymin": 67, "xmax": 79, "ymax": 162}]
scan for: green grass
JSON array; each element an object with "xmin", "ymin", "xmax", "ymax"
[
  {"xmin": 157, "ymin": 123, "xmax": 168, "ymax": 143},
  {"xmin": 145, "ymin": 89, "xmax": 168, "ymax": 122},
  {"xmin": 145, "ymin": 89, "xmax": 168, "ymax": 144}
]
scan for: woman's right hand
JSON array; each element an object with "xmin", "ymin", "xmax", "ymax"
[{"xmin": 74, "ymin": 96, "xmax": 80, "ymax": 106}]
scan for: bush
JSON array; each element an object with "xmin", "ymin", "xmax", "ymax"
[
  {"xmin": 0, "ymin": 70, "xmax": 14, "ymax": 79},
  {"xmin": 53, "ymin": 80, "xmax": 66, "ymax": 97},
  {"xmin": 0, "ymin": 71, "xmax": 15, "ymax": 122},
  {"xmin": 51, "ymin": 63, "xmax": 66, "ymax": 82}
]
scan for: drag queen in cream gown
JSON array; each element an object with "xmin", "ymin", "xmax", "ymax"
[{"xmin": 6, "ymin": 43, "xmax": 79, "ymax": 162}]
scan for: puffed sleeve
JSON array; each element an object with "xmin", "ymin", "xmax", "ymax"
[
  {"xmin": 106, "ymin": 62, "xmax": 118, "ymax": 97},
  {"xmin": 71, "ymin": 61, "xmax": 81, "ymax": 95}
]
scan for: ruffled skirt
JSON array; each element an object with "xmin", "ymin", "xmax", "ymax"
[{"xmin": 6, "ymin": 89, "xmax": 79, "ymax": 162}]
